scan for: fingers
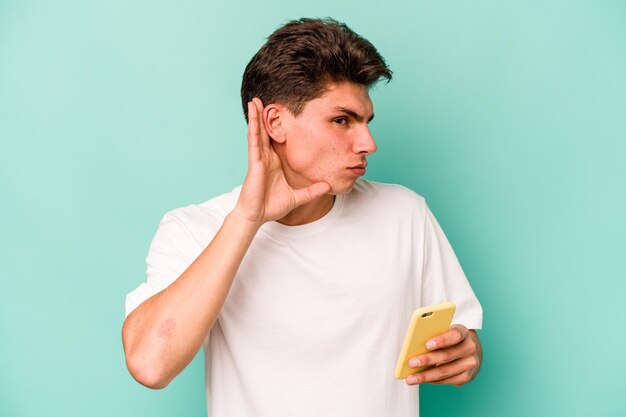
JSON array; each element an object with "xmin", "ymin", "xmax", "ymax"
[
  {"xmin": 405, "ymin": 326, "xmax": 481, "ymax": 387},
  {"xmin": 423, "ymin": 324, "xmax": 469, "ymax": 351},
  {"xmin": 250, "ymin": 98, "xmax": 270, "ymax": 146},
  {"xmin": 247, "ymin": 98, "xmax": 271, "ymax": 164},
  {"xmin": 247, "ymin": 101, "xmax": 261, "ymax": 164},
  {"xmin": 252, "ymin": 98, "xmax": 270, "ymax": 152},
  {"xmin": 427, "ymin": 372, "xmax": 473, "ymax": 387},
  {"xmin": 292, "ymin": 182, "xmax": 332, "ymax": 207},
  {"xmin": 408, "ymin": 333, "xmax": 476, "ymax": 370},
  {"xmin": 406, "ymin": 355, "xmax": 478, "ymax": 386}
]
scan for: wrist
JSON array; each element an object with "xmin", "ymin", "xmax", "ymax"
[{"xmin": 227, "ymin": 208, "xmax": 264, "ymax": 233}]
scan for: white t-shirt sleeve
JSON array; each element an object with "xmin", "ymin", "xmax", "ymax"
[
  {"xmin": 124, "ymin": 212, "xmax": 197, "ymax": 318},
  {"xmin": 420, "ymin": 203, "xmax": 483, "ymax": 329}
]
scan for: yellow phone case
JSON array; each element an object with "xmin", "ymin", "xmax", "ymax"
[{"xmin": 394, "ymin": 301, "xmax": 456, "ymax": 379}]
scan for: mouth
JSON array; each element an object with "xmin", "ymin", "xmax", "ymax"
[{"xmin": 347, "ymin": 162, "xmax": 367, "ymax": 176}]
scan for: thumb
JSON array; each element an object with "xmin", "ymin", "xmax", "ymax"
[{"xmin": 292, "ymin": 182, "xmax": 332, "ymax": 207}]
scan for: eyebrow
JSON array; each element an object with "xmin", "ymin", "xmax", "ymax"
[{"xmin": 332, "ymin": 106, "xmax": 375, "ymax": 123}]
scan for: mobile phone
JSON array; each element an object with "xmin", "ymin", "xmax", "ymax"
[{"xmin": 394, "ymin": 302, "xmax": 456, "ymax": 379}]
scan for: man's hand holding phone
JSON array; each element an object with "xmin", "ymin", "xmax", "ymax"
[{"xmin": 405, "ymin": 324, "xmax": 482, "ymax": 387}]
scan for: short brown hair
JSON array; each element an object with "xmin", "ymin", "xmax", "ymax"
[{"xmin": 241, "ymin": 17, "xmax": 392, "ymax": 121}]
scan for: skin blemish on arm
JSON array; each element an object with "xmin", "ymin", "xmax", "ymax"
[{"xmin": 157, "ymin": 318, "xmax": 176, "ymax": 339}]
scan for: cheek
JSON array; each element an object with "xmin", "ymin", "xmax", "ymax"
[
  {"xmin": 284, "ymin": 126, "xmax": 343, "ymax": 178},
  {"xmin": 311, "ymin": 148, "xmax": 343, "ymax": 180},
  {"xmin": 291, "ymin": 148, "xmax": 329, "ymax": 177},
  {"xmin": 286, "ymin": 129, "xmax": 322, "ymax": 167}
]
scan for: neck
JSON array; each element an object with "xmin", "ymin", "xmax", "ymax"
[{"xmin": 277, "ymin": 194, "xmax": 335, "ymax": 226}]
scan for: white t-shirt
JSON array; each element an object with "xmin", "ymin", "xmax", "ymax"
[{"xmin": 125, "ymin": 180, "xmax": 483, "ymax": 417}]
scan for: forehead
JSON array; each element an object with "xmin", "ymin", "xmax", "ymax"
[{"xmin": 302, "ymin": 82, "xmax": 374, "ymax": 117}]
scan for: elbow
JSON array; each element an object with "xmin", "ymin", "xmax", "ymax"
[
  {"xmin": 122, "ymin": 319, "xmax": 172, "ymax": 390},
  {"xmin": 125, "ymin": 354, "xmax": 171, "ymax": 390}
]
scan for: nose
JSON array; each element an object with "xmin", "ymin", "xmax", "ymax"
[{"xmin": 353, "ymin": 125, "xmax": 377, "ymax": 155}]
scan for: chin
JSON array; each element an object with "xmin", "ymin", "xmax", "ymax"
[{"xmin": 329, "ymin": 180, "xmax": 358, "ymax": 196}]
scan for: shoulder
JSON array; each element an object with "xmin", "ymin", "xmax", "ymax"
[
  {"xmin": 340, "ymin": 180, "xmax": 428, "ymax": 226},
  {"xmin": 157, "ymin": 186, "xmax": 241, "ymax": 243},
  {"xmin": 351, "ymin": 179, "xmax": 426, "ymax": 210}
]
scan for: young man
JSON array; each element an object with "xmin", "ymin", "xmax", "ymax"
[{"xmin": 123, "ymin": 18, "xmax": 483, "ymax": 417}]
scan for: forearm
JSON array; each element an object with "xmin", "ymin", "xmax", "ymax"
[{"xmin": 122, "ymin": 212, "xmax": 261, "ymax": 389}]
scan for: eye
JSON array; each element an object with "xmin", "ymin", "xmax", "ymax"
[{"xmin": 333, "ymin": 117, "xmax": 348, "ymax": 125}]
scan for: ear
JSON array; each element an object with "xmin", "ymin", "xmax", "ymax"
[{"xmin": 263, "ymin": 104, "xmax": 287, "ymax": 144}]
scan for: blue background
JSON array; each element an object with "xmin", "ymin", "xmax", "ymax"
[{"xmin": 1, "ymin": 1, "xmax": 625, "ymax": 416}]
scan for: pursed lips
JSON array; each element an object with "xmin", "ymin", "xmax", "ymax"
[
  {"xmin": 348, "ymin": 161, "xmax": 367, "ymax": 169},
  {"xmin": 347, "ymin": 161, "xmax": 367, "ymax": 176}
]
